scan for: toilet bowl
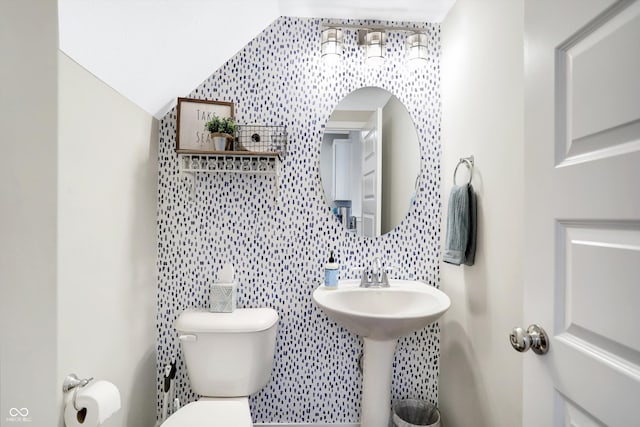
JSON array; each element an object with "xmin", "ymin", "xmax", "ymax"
[{"xmin": 162, "ymin": 308, "xmax": 279, "ymax": 427}]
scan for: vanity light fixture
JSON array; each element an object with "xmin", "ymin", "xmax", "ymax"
[
  {"xmin": 321, "ymin": 27, "xmax": 344, "ymax": 65},
  {"xmin": 321, "ymin": 23, "xmax": 429, "ymax": 69},
  {"xmin": 405, "ymin": 32, "xmax": 429, "ymax": 70},
  {"xmin": 364, "ymin": 30, "xmax": 386, "ymax": 66}
]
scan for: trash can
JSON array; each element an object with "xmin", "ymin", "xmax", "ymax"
[{"xmin": 391, "ymin": 399, "xmax": 441, "ymax": 427}]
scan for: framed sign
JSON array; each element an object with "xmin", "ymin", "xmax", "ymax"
[{"xmin": 175, "ymin": 97, "xmax": 234, "ymax": 153}]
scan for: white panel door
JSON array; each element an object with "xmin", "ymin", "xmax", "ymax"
[
  {"xmin": 361, "ymin": 109, "xmax": 382, "ymax": 238},
  {"xmin": 524, "ymin": 0, "xmax": 640, "ymax": 426}
]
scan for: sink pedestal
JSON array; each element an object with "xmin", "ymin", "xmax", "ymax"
[{"xmin": 361, "ymin": 337, "xmax": 398, "ymax": 427}]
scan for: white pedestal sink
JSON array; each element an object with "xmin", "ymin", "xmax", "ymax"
[{"xmin": 312, "ymin": 279, "xmax": 451, "ymax": 427}]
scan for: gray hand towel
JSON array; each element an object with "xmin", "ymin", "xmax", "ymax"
[
  {"xmin": 443, "ymin": 184, "xmax": 470, "ymax": 265},
  {"xmin": 464, "ymin": 184, "xmax": 477, "ymax": 266},
  {"xmin": 443, "ymin": 184, "xmax": 478, "ymax": 266}
]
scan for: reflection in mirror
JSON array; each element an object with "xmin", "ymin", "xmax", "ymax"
[{"xmin": 320, "ymin": 87, "xmax": 421, "ymax": 238}]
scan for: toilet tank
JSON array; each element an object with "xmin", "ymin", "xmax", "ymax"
[{"xmin": 176, "ymin": 308, "xmax": 279, "ymax": 397}]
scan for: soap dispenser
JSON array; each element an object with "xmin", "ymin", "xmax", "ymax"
[{"xmin": 324, "ymin": 250, "xmax": 339, "ymax": 289}]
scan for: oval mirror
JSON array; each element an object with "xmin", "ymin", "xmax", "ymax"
[{"xmin": 320, "ymin": 87, "xmax": 421, "ymax": 238}]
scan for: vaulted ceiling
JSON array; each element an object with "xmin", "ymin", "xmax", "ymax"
[{"xmin": 58, "ymin": 0, "xmax": 455, "ymax": 118}]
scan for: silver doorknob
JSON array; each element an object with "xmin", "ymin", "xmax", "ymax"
[{"xmin": 509, "ymin": 324, "xmax": 549, "ymax": 355}]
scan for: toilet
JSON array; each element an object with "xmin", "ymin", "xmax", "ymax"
[{"xmin": 163, "ymin": 307, "xmax": 279, "ymax": 426}]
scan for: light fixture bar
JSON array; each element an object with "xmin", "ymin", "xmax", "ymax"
[
  {"xmin": 321, "ymin": 23, "xmax": 430, "ymax": 33},
  {"xmin": 319, "ymin": 23, "xmax": 430, "ymax": 70}
]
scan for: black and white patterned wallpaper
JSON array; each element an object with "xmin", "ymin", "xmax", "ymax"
[{"xmin": 157, "ymin": 17, "xmax": 442, "ymax": 423}]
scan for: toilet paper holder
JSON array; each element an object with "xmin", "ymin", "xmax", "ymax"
[{"xmin": 62, "ymin": 373, "xmax": 94, "ymax": 410}]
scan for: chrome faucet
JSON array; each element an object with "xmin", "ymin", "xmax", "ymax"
[{"xmin": 358, "ymin": 257, "xmax": 392, "ymax": 288}]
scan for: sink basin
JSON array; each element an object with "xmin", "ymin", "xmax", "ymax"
[{"xmin": 312, "ymin": 279, "xmax": 450, "ymax": 340}]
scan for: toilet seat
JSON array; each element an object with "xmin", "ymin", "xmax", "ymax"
[{"xmin": 162, "ymin": 398, "xmax": 252, "ymax": 427}]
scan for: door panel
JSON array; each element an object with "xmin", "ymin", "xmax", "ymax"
[
  {"xmin": 560, "ymin": 224, "xmax": 640, "ymax": 354},
  {"xmin": 556, "ymin": 0, "xmax": 640, "ymax": 164},
  {"xmin": 570, "ymin": 4, "xmax": 640, "ymax": 140},
  {"xmin": 557, "ymin": 392, "xmax": 607, "ymax": 427}
]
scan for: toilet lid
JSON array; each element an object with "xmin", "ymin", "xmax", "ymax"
[{"xmin": 162, "ymin": 400, "xmax": 252, "ymax": 427}]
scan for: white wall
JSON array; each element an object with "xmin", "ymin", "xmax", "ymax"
[
  {"xmin": 57, "ymin": 52, "xmax": 158, "ymax": 427},
  {"xmin": 0, "ymin": 0, "xmax": 59, "ymax": 425},
  {"xmin": 381, "ymin": 96, "xmax": 420, "ymax": 234},
  {"xmin": 440, "ymin": 1, "xmax": 524, "ymax": 426}
]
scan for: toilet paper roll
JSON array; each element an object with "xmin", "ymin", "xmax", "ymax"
[{"xmin": 64, "ymin": 381, "xmax": 121, "ymax": 427}]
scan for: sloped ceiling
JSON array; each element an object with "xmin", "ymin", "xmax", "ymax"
[{"xmin": 58, "ymin": 0, "xmax": 455, "ymax": 119}]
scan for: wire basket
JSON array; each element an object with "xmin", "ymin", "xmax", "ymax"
[{"xmin": 234, "ymin": 125, "xmax": 287, "ymax": 156}]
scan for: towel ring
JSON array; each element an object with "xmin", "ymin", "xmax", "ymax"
[{"xmin": 453, "ymin": 155, "xmax": 474, "ymax": 185}]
